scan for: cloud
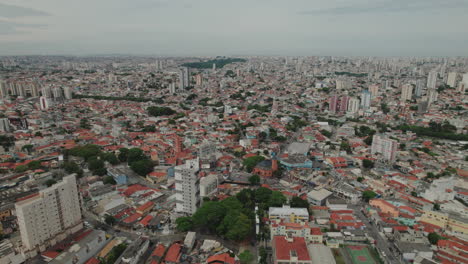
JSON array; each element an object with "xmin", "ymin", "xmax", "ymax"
[
  {"xmin": 0, "ymin": 3, "xmax": 50, "ymax": 18},
  {"xmin": 299, "ymin": 0, "xmax": 468, "ymax": 15},
  {"xmin": 0, "ymin": 20, "xmax": 46, "ymax": 35}
]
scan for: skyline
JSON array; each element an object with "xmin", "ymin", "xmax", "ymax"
[{"xmin": 1, "ymin": 0, "xmax": 468, "ymax": 56}]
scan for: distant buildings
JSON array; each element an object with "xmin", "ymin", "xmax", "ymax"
[
  {"xmin": 371, "ymin": 134, "xmax": 398, "ymax": 162},
  {"xmin": 15, "ymin": 175, "xmax": 82, "ymax": 252},
  {"xmin": 179, "ymin": 67, "xmax": 190, "ymax": 90},
  {"xmin": 175, "ymin": 158, "xmax": 200, "ymax": 214}
]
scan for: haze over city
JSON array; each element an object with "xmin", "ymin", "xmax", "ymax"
[{"xmin": 1, "ymin": 0, "xmax": 468, "ymax": 56}]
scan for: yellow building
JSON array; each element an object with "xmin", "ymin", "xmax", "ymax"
[{"xmin": 420, "ymin": 210, "xmax": 468, "ymax": 237}]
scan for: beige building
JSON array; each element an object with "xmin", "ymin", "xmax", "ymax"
[
  {"xmin": 401, "ymin": 84, "xmax": 413, "ymax": 102},
  {"xmin": 15, "ymin": 174, "xmax": 82, "ymax": 252},
  {"xmin": 419, "ymin": 210, "xmax": 468, "ymax": 237}
]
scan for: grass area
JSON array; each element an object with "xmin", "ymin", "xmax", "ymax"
[
  {"xmin": 332, "ymin": 249, "xmax": 346, "ymax": 264},
  {"xmin": 346, "ymin": 245, "xmax": 376, "ymax": 264}
]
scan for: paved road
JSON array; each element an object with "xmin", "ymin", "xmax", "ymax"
[{"xmin": 350, "ymin": 203, "xmax": 402, "ymax": 264}]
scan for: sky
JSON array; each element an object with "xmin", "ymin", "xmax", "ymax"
[{"xmin": 0, "ymin": 0, "xmax": 468, "ymax": 56}]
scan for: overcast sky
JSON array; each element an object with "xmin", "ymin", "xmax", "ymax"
[{"xmin": 1, "ymin": 0, "xmax": 468, "ymax": 56}]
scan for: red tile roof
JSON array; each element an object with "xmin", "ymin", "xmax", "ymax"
[
  {"xmin": 207, "ymin": 253, "xmax": 237, "ymax": 264},
  {"xmin": 274, "ymin": 236, "xmax": 311, "ymax": 261},
  {"xmin": 165, "ymin": 243, "xmax": 182, "ymax": 263}
]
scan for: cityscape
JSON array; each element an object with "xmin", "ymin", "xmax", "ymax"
[
  {"xmin": 1, "ymin": 1, "xmax": 468, "ymax": 264},
  {"xmin": 0, "ymin": 55, "xmax": 467, "ymax": 264}
]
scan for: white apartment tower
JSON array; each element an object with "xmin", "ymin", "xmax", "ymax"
[
  {"xmin": 427, "ymin": 71, "xmax": 437, "ymax": 89},
  {"xmin": 15, "ymin": 175, "xmax": 82, "ymax": 252},
  {"xmin": 400, "ymin": 84, "xmax": 413, "ymax": 102},
  {"xmin": 446, "ymin": 72, "xmax": 457, "ymax": 88},
  {"xmin": 175, "ymin": 158, "xmax": 200, "ymax": 214},
  {"xmin": 347, "ymin": 98, "xmax": 360, "ymax": 113},
  {"xmin": 360, "ymin": 90, "xmax": 371, "ymax": 110},
  {"xmin": 371, "ymin": 135, "xmax": 398, "ymax": 162}
]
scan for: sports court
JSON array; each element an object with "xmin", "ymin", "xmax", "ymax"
[{"xmin": 345, "ymin": 245, "xmax": 376, "ymax": 264}]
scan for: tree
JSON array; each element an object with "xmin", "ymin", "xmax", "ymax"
[
  {"xmin": 22, "ymin": 144, "xmax": 34, "ymax": 154},
  {"xmin": 290, "ymin": 196, "xmax": 310, "ymax": 211},
  {"xmin": 27, "ymin": 160, "xmax": 42, "ymax": 170},
  {"xmin": 357, "ymin": 177, "xmax": 364, "ymax": 182},
  {"xmin": 192, "ymin": 201, "xmax": 226, "ymax": 232},
  {"xmin": 268, "ymin": 191, "xmax": 287, "ymax": 208},
  {"xmin": 147, "ymin": 106, "xmax": 176, "ymax": 117},
  {"xmin": 62, "ymin": 161, "xmax": 83, "ymax": 177},
  {"xmin": 118, "ymin": 148, "xmax": 129, "ymax": 162},
  {"xmin": 428, "ymin": 232, "xmax": 442, "ymax": 245},
  {"xmin": 142, "ymin": 125, "xmax": 156, "ymax": 132},
  {"xmin": 15, "ymin": 165, "xmax": 28, "ymax": 173},
  {"xmin": 239, "ymin": 250, "xmax": 254, "ymax": 264},
  {"xmin": 243, "ymin": 155, "xmax": 265, "ymax": 172},
  {"xmin": 45, "ymin": 179, "xmax": 57, "ymax": 187},
  {"xmin": 105, "ymin": 214, "xmax": 116, "ymax": 225},
  {"xmin": 129, "ymin": 159, "xmax": 154, "ymax": 176},
  {"xmin": 103, "ymin": 176, "xmax": 116, "ymax": 185},
  {"xmin": 255, "ymin": 187, "xmax": 273, "ymax": 204},
  {"xmin": 433, "ymin": 203, "xmax": 441, "ymax": 211},
  {"xmin": 80, "ymin": 118, "xmax": 91, "ymax": 129},
  {"xmin": 364, "ymin": 136, "xmax": 373, "ymax": 146},
  {"xmin": 101, "ymin": 152, "xmax": 119, "ymax": 165},
  {"xmin": 362, "ymin": 190, "xmax": 377, "ymax": 202},
  {"xmin": 176, "ymin": 217, "xmax": 193, "ymax": 232},
  {"xmin": 248, "ymin": 175, "xmax": 261, "ymax": 185},
  {"xmin": 88, "ymin": 157, "xmax": 105, "ymax": 172},
  {"xmin": 127, "ymin": 148, "xmax": 146, "ymax": 163},
  {"xmin": 362, "ymin": 159, "xmax": 375, "ymax": 169},
  {"xmin": 225, "ymin": 213, "xmax": 252, "ymax": 241}
]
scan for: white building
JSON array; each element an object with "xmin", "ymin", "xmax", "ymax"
[
  {"xmin": 401, "ymin": 84, "xmax": 413, "ymax": 102},
  {"xmin": 200, "ymin": 174, "xmax": 218, "ymax": 198},
  {"xmin": 15, "ymin": 174, "xmax": 82, "ymax": 252},
  {"xmin": 175, "ymin": 158, "xmax": 200, "ymax": 214},
  {"xmin": 447, "ymin": 72, "xmax": 457, "ymax": 88},
  {"xmin": 360, "ymin": 90, "xmax": 371, "ymax": 109},
  {"xmin": 427, "ymin": 71, "xmax": 437, "ymax": 89},
  {"xmin": 269, "ymin": 205, "xmax": 309, "ymax": 224},
  {"xmin": 347, "ymin": 98, "xmax": 360, "ymax": 113},
  {"xmin": 421, "ymin": 177, "xmax": 455, "ymax": 202},
  {"xmin": 371, "ymin": 134, "xmax": 398, "ymax": 162}
]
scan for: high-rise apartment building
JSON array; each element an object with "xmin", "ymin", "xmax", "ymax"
[
  {"xmin": 369, "ymin": 84, "xmax": 379, "ymax": 97},
  {"xmin": 15, "ymin": 175, "xmax": 82, "ymax": 251},
  {"xmin": 347, "ymin": 98, "xmax": 360, "ymax": 113},
  {"xmin": 63, "ymin": 87, "xmax": 72, "ymax": 100},
  {"xmin": 329, "ymin": 95, "xmax": 349, "ymax": 113},
  {"xmin": 179, "ymin": 67, "xmax": 190, "ymax": 90},
  {"xmin": 447, "ymin": 72, "xmax": 457, "ymax": 88},
  {"xmin": 360, "ymin": 90, "xmax": 371, "ymax": 110},
  {"xmin": 415, "ymin": 79, "xmax": 424, "ymax": 97},
  {"xmin": 457, "ymin": 73, "xmax": 468, "ymax": 93},
  {"xmin": 400, "ymin": 84, "xmax": 413, "ymax": 102},
  {"xmin": 175, "ymin": 158, "xmax": 200, "ymax": 214},
  {"xmin": 195, "ymin": 74, "xmax": 203, "ymax": 86},
  {"xmin": 371, "ymin": 135, "xmax": 398, "ymax": 162},
  {"xmin": 427, "ymin": 71, "xmax": 437, "ymax": 89},
  {"xmin": 39, "ymin": 96, "xmax": 49, "ymax": 110}
]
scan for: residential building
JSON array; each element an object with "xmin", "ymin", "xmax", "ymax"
[
  {"xmin": 371, "ymin": 134, "xmax": 398, "ymax": 162},
  {"xmin": 427, "ymin": 71, "xmax": 437, "ymax": 89},
  {"xmin": 272, "ymin": 236, "xmax": 312, "ymax": 264},
  {"xmin": 15, "ymin": 174, "xmax": 82, "ymax": 252},
  {"xmin": 307, "ymin": 188, "xmax": 333, "ymax": 206},
  {"xmin": 269, "ymin": 205, "xmax": 309, "ymax": 224},
  {"xmin": 446, "ymin": 72, "xmax": 457, "ymax": 88},
  {"xmin": 175, "ymin": 158, "xmax": 200, "ymax": 214},
  {"xmin": 360, "ymin": 90, "xmax": 371, "ymax": 109},
  {"xmin": 401, "ymin": 84, "xmax": 413, "ymax": 101},
  {"xmin": 347, "ymin": 97, "xmax": 360, "ymax": 113}
]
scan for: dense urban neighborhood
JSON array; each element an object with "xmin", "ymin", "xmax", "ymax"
[{"xmin": 0, "ymin": 56, "xmax": 467, "ymax": 264}]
